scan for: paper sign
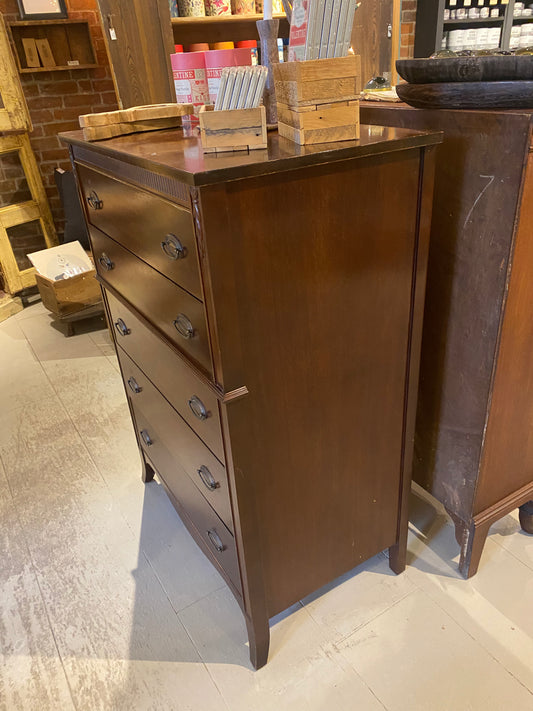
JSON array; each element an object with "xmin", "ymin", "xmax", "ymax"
[{"xmin": 28, "ymin": 241, "xmax": 93, "ymax": 281}]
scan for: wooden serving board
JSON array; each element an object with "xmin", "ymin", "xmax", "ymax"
[
  {"xmin": 396, "ymin": 81, "xmax": 533, "ymax": 110},
  {"xmin": 396, "ymin": 56, "xmax": 533, "ymax": 84}
]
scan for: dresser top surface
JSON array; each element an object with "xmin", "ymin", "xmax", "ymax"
[{"xmin": 60, "ymin": 124, "xmax": 442, "ymax": 186}]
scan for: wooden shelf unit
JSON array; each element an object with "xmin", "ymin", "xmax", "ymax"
[
  {"xmin": 414, "ymin": 0, "xmax": 529, "ymax": 57},
  {"xmin": 171, "ymin": 14, "xmax": 290, "ymax": 46},
  {"xmin": 8, "ymin": 20, "xmax": 97, "ymax": 73}
]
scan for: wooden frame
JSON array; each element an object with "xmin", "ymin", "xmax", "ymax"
[
  {"xmin": 0, "ymin": 133, "xmax": 57, "ymax": 293},
  {"xmin": 16, "ymin": 0, "xmax": 68, "ymax": 21},
  {"xmin": 0, "ymin": 15, "xmax": 32, "ymax": 132}
]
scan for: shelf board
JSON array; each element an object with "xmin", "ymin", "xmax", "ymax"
[
  {"xmin": 19, "ymin": 63, "xmax": 98, "ymax": 73},
  {"xmin": 512, "ymin": 17, "xmax": 533, "ymax": 23},
  {"xmin": 444, "ymin": 18, "xmax": 504, "ymax": 26},
  {"xmin": 171, "ymin": 13, "xmax": 290, "ymax": 43},
  {"xmin": 171, "ymin": 13, "xmax": 286, "ymax": 26},
  {"xmin": 9, "ymin": 19, "xmax": 89, "ymax": 27}
]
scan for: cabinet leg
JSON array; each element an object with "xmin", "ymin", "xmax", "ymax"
[
  {"xmin": 245, "ymin": 613, "xmax": 270, "ymax": 670},
  {"xmin": 456, "ymin": 518, "xmax": 491, "ymax": 579},
  {"xmin": 518, "ymin": 500, "xmax": 533, "ymax": 534},
  {"xmin": 141, "ymin": 456, "xmax": 155, "ymax": 483}
]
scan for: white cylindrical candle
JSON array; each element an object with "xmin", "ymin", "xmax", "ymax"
[{"xmin": 263, "ymin": 0, "xmax": 272, "ymax": 20}]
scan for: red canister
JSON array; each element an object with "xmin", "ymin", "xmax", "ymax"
[{"xmin": 171, "ymin": 51, "xmax": 209, "ymax": 119}]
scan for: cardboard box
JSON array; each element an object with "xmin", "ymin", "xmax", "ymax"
[{"xmin": 35, "ymin": 269, "xmax": 101, "ymax": 317}]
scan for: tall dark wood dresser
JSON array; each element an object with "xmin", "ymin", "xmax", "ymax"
[{"xmin": 61, "ymin": 124, "xmax": 440, "ymax": 668}]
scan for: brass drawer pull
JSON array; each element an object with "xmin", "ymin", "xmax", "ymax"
[
  {"xmin": 207, "ymin": 529, "xmax": 225, "ymax": 552},
  {"xmin": 140, "ymin": 429, "xmax": 153, "ymax": 447},
  {"xmin": 87, "ymin": 190, "xmax": 103, "ymax": 210},
  {"xmin": 127, "ymin": 377, "xmax": 142, "ymax": 394},
  {"xmin": 114, "ymin": 318, "xmax": 130, "ymax": 337},
  {"xmin": 161, "ymin": 234, "xmax": 186, "ymax": 260},
  {"xmin": 198, "ymin": 465, "xmax": 219, "ymax": 492},
  {"xmin": 173, "ymin": 313, "xmax": 195, "ymax": 339},
  {"xmin": 188, "ymin": 395, "xmax": 208, "ymax": 421},
  {"xmin": 98, "ymin": 253, "xmax": 114, "ymax": 271}
]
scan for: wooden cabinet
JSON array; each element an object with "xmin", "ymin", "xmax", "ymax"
[
  {"xmin": 361, "ymin": 102, "xmax": 533, "ymax": 578},
  {"xmin": 62, "ymin": 123, "xmax": 439, "ymax": 668},
  {"xmin": 8, "ymin": 20, "xmax": 97, "ymax": 72}
]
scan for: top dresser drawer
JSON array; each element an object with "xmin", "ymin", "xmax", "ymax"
[{"xmin": 76, "ymin": 163, "xmax": 202, "ymax": 300}]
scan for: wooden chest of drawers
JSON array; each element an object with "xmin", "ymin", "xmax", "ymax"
[{"xmin": 62, "ymin": 124, "xmax": 440, "ymax": 668}]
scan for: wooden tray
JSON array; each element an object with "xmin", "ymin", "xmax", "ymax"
[
  {"xmin": 397, "ymin": 56, "xmax": 533, "ymax": 84},
  {"xmin": 396, "ymin": 81, "xmax": 533, "ymax": 110}
]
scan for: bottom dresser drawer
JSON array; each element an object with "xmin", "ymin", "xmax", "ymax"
[{"xmin": 121, "ymin": 362, "xmax": 241, "ymax": 593}]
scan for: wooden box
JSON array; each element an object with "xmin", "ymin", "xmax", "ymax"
[
  {"xmin": 199, "ymin": 105, "xmax": 267, "ymax": 153},
  {"xmin": 35, "ymin": 269, "xmax": 101, "ymax": 317},
  {"xmin": 273, "ymin": 55, "xmax": 361, "ymax": 145}
]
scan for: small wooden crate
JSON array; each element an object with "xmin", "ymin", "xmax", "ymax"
[
  {"xmin": 199, "ymin": 105, "xmax": 267, "ymax": 153},
  {"xmin": 273, "ymin": 55, "xmax": 361, "ymax": 146},
  {"xmin": 35, "ymin": 269, "xmax": 101, "ymax": 317}
]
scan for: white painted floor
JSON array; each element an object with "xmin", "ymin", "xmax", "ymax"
[{"xmin": 1, "ymin": 300, "xmax": 532, "ymax": 711}]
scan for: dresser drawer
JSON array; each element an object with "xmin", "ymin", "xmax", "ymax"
[
  {"xmin": 91, "ymin": 226, "xmax": 212, "ymax": 376},
  {"xmin": 119, "ymin": 348, "xmax": 234, "ymax": 533},
  {"xmin": 77, "ymin": 163, "xmax": 202, "ymax": 299},
  {"xmin": 105, "ymin": 290, "xmax": 224, "ymax": 461},
  {"xmin": 129, "ymin": 376, "xmax": 240, "ymax": 591}
]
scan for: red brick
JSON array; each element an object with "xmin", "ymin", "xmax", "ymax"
[
  {"xmin": 40, "ymin": 149, "xmax": 69, "ymax": 163},
  {"xmin": 29, "ymin": 108, "xmax": 54, "ymax": 123},
  {"xmin": 26, "ymin": 95, "xmax": 63, "ymax": 110},
  {"xmin": 39, "ymin": 80, "xmax": 79, "ymax": 96},
  {"xmin": 96, "ymin": 91, "xmax": 118, "ymax": 106},
  {"xmin": 62, "ymin": 93, "xmax": 99, "ymax": 108}
]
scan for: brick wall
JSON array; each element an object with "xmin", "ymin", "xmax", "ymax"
[
  {"xmin": 1, "ymin": 0, "xmax": 117, "ymax": 240},
  {"xmin": 400, "ymin": 0, "xmax": 417, "ymax": 59}
]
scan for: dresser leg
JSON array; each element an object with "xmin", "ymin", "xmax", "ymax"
[
  {"xmin": 518, "ymin": 500, "xmax": 533, "ymax": 534},
  {"xmin": 141, "ymin": 456, "xmax": 155, "ymax": 483},
  {"xmin": 388, "ymin": 541, "xmax": 406, "ymax": 574},
  {"xmin": 456, "ymin": 518, "xmax": 491, "ymax": 579},
  {"xmin": 246, "ymin": 614, "xmax": 270, "ymax": 670}
]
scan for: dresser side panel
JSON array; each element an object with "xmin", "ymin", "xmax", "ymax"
[{"xmin": 200, "ymin": 151, "xmax": 423, "ymax": 615}]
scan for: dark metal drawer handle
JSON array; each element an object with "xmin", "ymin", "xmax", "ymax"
[
  {"xmin": 140, "ymin": 429, "xmax": 153, "ymax": 447},
  {"xmin": 114, "ymin": 318, "xmax": 130, "ymax": 337},
  {"xmin": 188, "ymin": 395, "xmax": 208, "ymax": 421},
  {"xmin": 161, "ymin": 234, "xmax": 186, "ymax": 260},
  {"xmin": 173, "ymin": 313, "xmax": 195, "ymax": 339},
  {"xmin": 207, "ymin": 528, "xmax": 225, "ymax": 552},
  {"xmin": 87, "ymin": 190, "xmax": 103, "ymax": 210},
  {"xmin": 198, "ymin": 465, "xmax": 219, "ymax": 492},
  {"xmin": 98, "ymin": 252, "xmax": 114, "ymax": 271},
  {"xmin": 127, "ymin": 377, "xmax": 142, "ymax": 394}
]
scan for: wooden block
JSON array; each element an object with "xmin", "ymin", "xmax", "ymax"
[
  {"xmin": 82, "ymin": 123, "xmax": 135, "ymax": 141},
  {"xmin": 120, "ymin": 103, "xmax": 195, "ymax": 122},
  {"xmin": 22, "ymin": 38, "xmax": 40, "ymax": 68},
  {"xmin": 35, "ymin": 39, "xmax": 55, "ymax": 67},
  {"xmin": 273, "ymin": 55, "xmax": 361, "ymax": 83},
  {"xmin": 79, "ymin": 110, "xmax": 123, "ymax": 128},
  {"xmin": 128, "ymin": 117, "xmax": 183, "ymax": 132},
  {"xmin": 277, "ymin": 120, "xmax": 360, "ymax": 146},
  {"xmin": 275, "ymin": 77, "xmax": 359, "ymax": 107},
  {"xmin": 277, "ymin": 101, "xmax": 359, "ymax": 131},
  {"xmin": 199, "ymin": 105, "xmax": 267, "ymax": 152}
]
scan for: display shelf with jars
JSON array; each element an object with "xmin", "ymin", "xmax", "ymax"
[{"xmin": 415, "ymin": 0, "xmax": 533, "ymax": 57}]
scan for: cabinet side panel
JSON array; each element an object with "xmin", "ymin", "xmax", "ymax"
[
  {"xmin": 361, "ymin": 104, "xmax": 529, "ymax": 522},
  {"xmin": 476, "ymin": 150, "xmax": 533, "ymax": 514},
  {"xmin": 200, "ymin": 151, "xmax": 421, "ymax": 616}
]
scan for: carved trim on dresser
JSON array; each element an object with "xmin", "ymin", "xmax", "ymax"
[{"xmin": 72, "ymin": 146, "xmax": 190, "ymax": 206}]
